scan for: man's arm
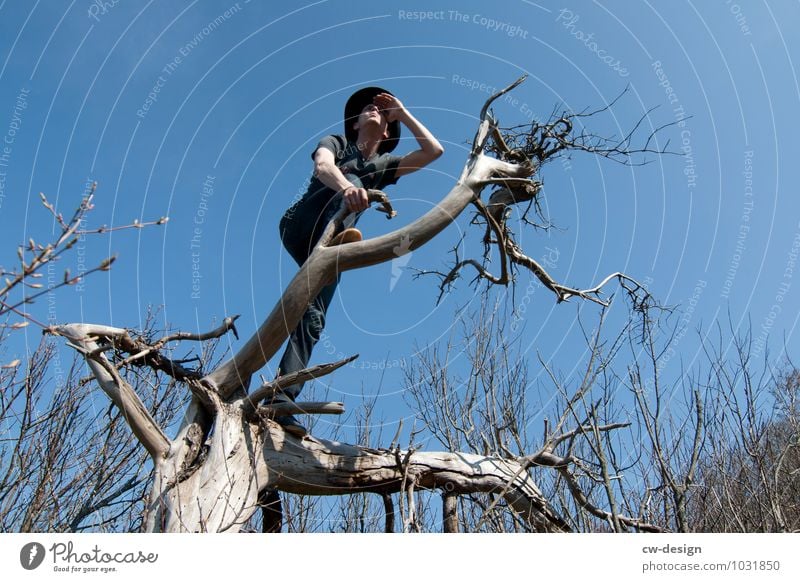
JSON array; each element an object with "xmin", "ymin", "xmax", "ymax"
[
  {"xmin": 374, "ymin": 93, "xmax": 444, "ymax": 178},
  {"xmin": 313, "ymin": 147, "xmax": 370, "ymax": 212}
]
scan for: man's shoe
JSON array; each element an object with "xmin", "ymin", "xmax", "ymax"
[
  {"xmin": 329, "ymin": 228, "xmax": 362, "ymax": 247},
  {"xmin": 276, "ymin": 414, "xmax": 308, "ymax": 438}
]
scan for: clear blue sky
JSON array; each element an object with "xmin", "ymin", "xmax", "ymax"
[{"xmin": 1, "ymin": 1, "xmax": 799, "ymax": 444}]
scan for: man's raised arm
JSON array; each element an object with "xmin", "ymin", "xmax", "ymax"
[{"xmin": 374, "ymin": 92, "xmax": 444, "ymax": 178}]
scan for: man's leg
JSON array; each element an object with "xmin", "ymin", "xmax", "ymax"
[
  {"xmin": 270, "ymin": 278, "xmax": 337, "ymax": 437},
  {"xmin": 273, "ymin": 175, "xmax": 364, "ymax": 436},
  {"xmin": 275, "ymin": 278, "xmax": 338, "ymax": 402}
]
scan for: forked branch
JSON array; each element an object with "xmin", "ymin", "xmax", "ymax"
[
  {"xmin": 54, "ymin": 324, "xmax": 170, "ymax": 459},
  {"xmin": 245, "ymin": 354, "xmax": 358, "ymax": 409},
  {"xmin": 414, "ymin": 83, "xmax": 672, "ymax": 315}
]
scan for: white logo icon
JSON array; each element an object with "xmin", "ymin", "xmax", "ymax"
[{"xmin": 390, "ymin": 234, "xmax": 413, "ymax": 291}]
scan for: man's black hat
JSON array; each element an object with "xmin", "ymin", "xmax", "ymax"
[{"xmin": 344, "ymin": 86, "xmax": 401, "ymax": 154}]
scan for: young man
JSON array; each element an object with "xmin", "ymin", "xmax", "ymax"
[{"xmin": 275, "ymin": 87, "xmax": 443, "ymax": 436}]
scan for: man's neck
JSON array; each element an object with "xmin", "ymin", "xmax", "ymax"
[{"xmin": 355, "ymin": 130, "xmax": 382, "ymax": 159}]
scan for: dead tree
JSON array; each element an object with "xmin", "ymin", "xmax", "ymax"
[{"xmin": 47, "ymin": 78, "xmax": 662, "ymax": 532}]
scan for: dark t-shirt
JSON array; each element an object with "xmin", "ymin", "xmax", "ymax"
[
  {"xmin": 308, "ymin": 134, "xmax": 402, "ymax": 195},
  {"xmin": 280, "ymin": 135, "xmax": 403, "ymax": 259}
]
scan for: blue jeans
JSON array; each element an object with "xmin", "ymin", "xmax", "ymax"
[{"xmin": 276, "ymin": 175, "xmax": 362, "ymax": 400}]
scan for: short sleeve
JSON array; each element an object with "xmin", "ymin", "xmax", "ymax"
[
  {"xmin": 378, "ymin": 155, "xmax": 403, "ymax": 189},
  {"xmin": 312, "ymin": 134, "xmax": 345, "ymax": 160}
]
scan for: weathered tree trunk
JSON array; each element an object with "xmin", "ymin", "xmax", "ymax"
[
  {"xmin": 143, "ymin": 408, "xmax": 559, "ymax": 532},
  {"xmin": 259, "ymin": 489, "xmax": 282, "ymax": 533}
]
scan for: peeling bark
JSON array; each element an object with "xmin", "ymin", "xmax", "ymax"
[{"xmin": 143, "ymin": 410, "xmax": 565, "ymax": 532}]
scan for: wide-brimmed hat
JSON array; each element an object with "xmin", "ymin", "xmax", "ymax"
[{"xmin": 344, "ymin": 86, "xmax": 401, "ymax": 154}]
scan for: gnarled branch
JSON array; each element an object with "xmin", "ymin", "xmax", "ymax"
[
  {"xmin": 259, "ymin": 425, "xmax": 570, "ymax": 533},
  {"xmin": 55, "ymin": 324, "xmax": 170, "ymax": 460}
]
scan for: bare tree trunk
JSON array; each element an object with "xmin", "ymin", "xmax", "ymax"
[
  {"xmin": 443, "ymin": 494, "xmax": 459, "ymax": 533},
  {"xmin": 259, "ymin": 490, "xmax": 282, "ymax": 533},
  {"xmin": 142, "ymin": 410, "xmax": 558, "ymax": 532},
  {"xmin": 147, "ymin": 413, "xmax": 560, "ymax": 532}
]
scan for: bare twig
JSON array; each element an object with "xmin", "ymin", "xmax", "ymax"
[
  {"xmin": 259, "ymin": 401, "xmax": 345, "ymax": 417},
  {"xmin": 157, "ymin": 315, "xmax": 240, "ymax": 345}
]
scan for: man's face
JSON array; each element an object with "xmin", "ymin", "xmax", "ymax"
[{"xmin": 354, "ymin": 103, "xmax": 389, "ymax": 138}]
